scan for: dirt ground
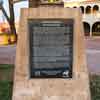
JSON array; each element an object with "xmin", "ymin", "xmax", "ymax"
[{"xmin": 0, "ymin": 37, "xmax": 100, "ymax": 74}]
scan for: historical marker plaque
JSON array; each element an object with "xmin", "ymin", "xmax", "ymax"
[
  {"xmin": 29, "ymin": 19, "xmax": 73, "ymax": 78},
  {"xmin": 12, "ymin": 8, "xmax": 91, "ymax": 100}
]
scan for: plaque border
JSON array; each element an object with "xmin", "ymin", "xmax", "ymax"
[{"xmin": 28, "ymin": 19, "xmax": 74, "ymax": 78}]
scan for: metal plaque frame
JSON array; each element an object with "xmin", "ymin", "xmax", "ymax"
[{"xmin": 28, "ymin": 19, "xmax": 74, "ymax": 78}]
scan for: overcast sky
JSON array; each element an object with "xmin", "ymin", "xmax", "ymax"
[{"xmin": 0, "ymin": 0, "xmax": 28, "ymax": 22}]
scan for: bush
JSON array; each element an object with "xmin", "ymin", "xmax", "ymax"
[
  {"xmin": 90, "ymin": 75, "xmax": 100, "ymax": 100},
  {"xmin": 0, "ymin": 81, "xmax": 13, "ymax": 100}
]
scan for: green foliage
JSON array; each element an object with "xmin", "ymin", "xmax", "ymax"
[
  {"xmin": 0, "ymin": 64, "xmax": 14, "ymax": 81},
  {"xmin": 0, "ymin": 64, "xmax": 14, "ymax": 69},
  {"xmin": 90, "ymin": 75, "xmax": 100, "ymax": 100},
  {"xmin": 0, "ymin": 64, "xmax": 13, "ymax": 100},
  {"xmin": 0, "ymin": 81, "xmax": 13, "ymax": 100},
  {"xmin": 0, "ymin": 64, "xmax": 100, "ymax": 100}
]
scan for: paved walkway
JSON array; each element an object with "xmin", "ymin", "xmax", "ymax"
[
  {"xmin": 0, "ymin": 45, "xmax": 16, "ymax": 64},
  {"xmin": 86, "ymin": 38, "xmax": 100, "ymax": 74},
  {"xmin": 0, "ymin": 38, "xmax": 100, "ymax": 74}
]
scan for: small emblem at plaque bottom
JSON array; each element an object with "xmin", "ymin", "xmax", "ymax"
[{"xmin": 62, "ymin": 71, "xmax": 69, "ymax": 78}]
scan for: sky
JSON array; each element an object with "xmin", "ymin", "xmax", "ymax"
[{"xmin": 0, "ymin": 0, "xmax": 28, "ymax": 22}]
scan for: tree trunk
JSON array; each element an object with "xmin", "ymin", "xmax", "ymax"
[
  {"xmin": 8, "ymin": 0, "xmax": 17, "ymax": 43},
  {"xmin": 9, "ymin": 20, "xmax": 16, "ymax": 34},
  {"xmin": 9, "ymin": 0, "xmax": 16, "ymax": 35}
]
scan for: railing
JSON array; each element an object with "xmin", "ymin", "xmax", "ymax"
[
  {"xmin": 92, "ymin": 32, "xmax": 100, "ymax": 36},
  {"xmin": 40, "ymin": 0, "xmax": 63, "ymax": 4}
]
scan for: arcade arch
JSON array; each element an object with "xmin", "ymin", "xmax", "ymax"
[
  {"xmin": 86, "ymin": 6, "xmax": 91, "ymax": 14},
  {"xmin": 93, "ymin": 5, "xmax": 99, "ymax": 13},
  {"xmin": 92, "ymin": 22, "xmax": 100, "ymax": 36},
  {"xmin": 83, "ymin": 22, "xmax": 90, "ymax": 36},
  {"xmin": 80, "ymin": 6, "xmax": 84, "ymax": 14}
]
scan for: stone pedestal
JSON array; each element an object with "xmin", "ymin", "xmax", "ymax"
[{"xmin": 12, "ymin": 7, "xmax": 91, "ymax": 100}]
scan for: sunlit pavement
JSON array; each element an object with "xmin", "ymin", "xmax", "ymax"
[
  {"xmin": 0, "ymin": 38, "xmax": 100, "ymax": 74},
  {"xmin": 0, "ymin": 45, "xmax": 16, "ymax": 64},
  {"xmin": 86, "ymin": 37, "xmax": 100, "ymax": 74}
]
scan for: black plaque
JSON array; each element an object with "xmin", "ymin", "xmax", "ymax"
[{"xmin": 29, "ymin": 19, "xmax": 73, "ymax": 78}]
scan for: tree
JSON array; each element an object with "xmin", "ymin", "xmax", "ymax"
[
  {"xmin": 0, "ymin": 0, "xmax": 27, "ymax": 42},
  {"xmin": 9, "ymin": 0, "xmax": 16, "ymax": 35},
  {"xmin": 0, "ymin": 0, "xmax": 16, "ymax": 35}
]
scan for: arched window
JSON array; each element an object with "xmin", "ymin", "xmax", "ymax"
[
  {"xmin": 93, "ymin": 5, "xmax": 99, "ymax": 13},
  {"xmin": 83, "ymin": 22, "xmax": 90, "ymax": 36},
  {"xmin": 73, "ymin": 6, "xmax": 77, "ymax": 8},
  {"xmin": 80, "ymin": 6, "xmax": 84, "ymax": 14},
  {"xmin": 92, "ymin": 22, "xmax": 100, "ymax": 36},
  {"xmin": 86, "ymin": 6, "xmax": 91, "ymax": 14}
]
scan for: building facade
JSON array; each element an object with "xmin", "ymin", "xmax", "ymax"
[
  {"xmin": 64, "ymin": 0, "xmax": 100, "ymax": 36},
  {"xmin": 29, "ymin": 0, "xmax": 100, "ymax": 36}
]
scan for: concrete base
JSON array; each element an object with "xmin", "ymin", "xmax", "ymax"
[{"xmin": 12, "ymin": 7, "xmax": 91, "ymax": 100}]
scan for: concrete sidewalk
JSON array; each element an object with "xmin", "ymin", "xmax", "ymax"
[
  {"xmin": 0, "ymin": 38, "xmax": 100, "ymax": 74},
  {"xmin": 86, "ymin": 38, "xmax": 100, "ymax": 74},
  {"xmin": 0, "ymin": 45, "xmax": 16, "ymax": 64}
]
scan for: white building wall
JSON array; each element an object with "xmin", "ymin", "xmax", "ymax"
[{"xmin": 64, "ymin": 1, "xmax": 100, "ymax": 36}]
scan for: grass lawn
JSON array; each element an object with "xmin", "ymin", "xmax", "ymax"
[
  {"xmin": 0, "ymin": 81, "xmax": 13, "ymax": 100},
  {"xmin": 0, "ymin": 64, "xmax": 13, "ymax": 100},
  {"xmin": 90, "ymin": 75, "xmax": 100, "ymax": 100},
  {"xmin": 0, "ymin": 64, "xmax": 100, "ymax": 100},
  {"xmin": 0, "ymin": 64, "xmax": 14, "ymax": 81}
]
